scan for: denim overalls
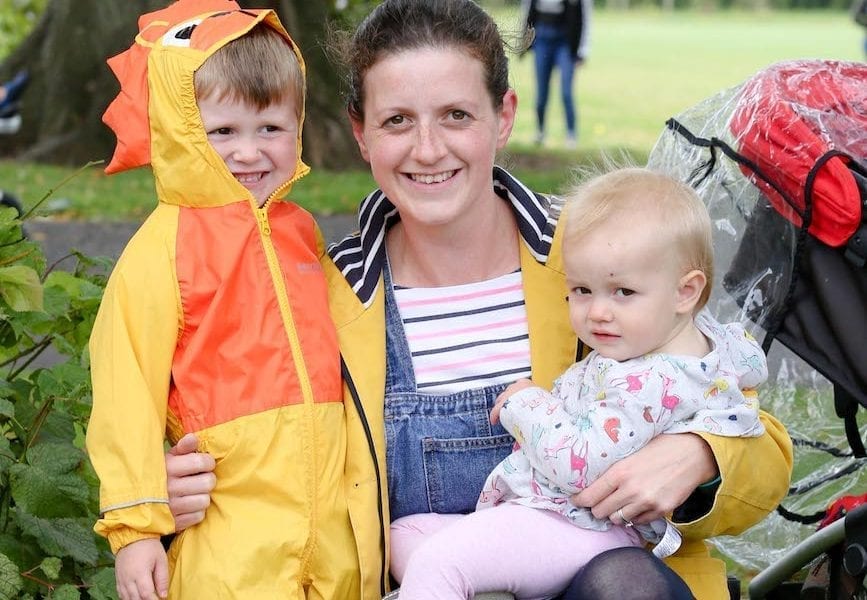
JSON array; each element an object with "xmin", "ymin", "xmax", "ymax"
[{"xmin": 382, "ymin": 264, "xmax": 518, "ymax": 521}]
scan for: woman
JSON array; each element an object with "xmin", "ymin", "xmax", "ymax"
[{"xmin": 165, "ymin": 1, "xmax": 792, "ymax": 598}]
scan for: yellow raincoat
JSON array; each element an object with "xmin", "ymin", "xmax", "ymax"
[{"xmin": 86, "ymin": 2, "xmax": 359, "ymax": 597}]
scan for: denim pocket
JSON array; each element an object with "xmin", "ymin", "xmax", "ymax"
[{"xmin": 422, "ymin": 434, "xmax": 515, "ymax": 514}]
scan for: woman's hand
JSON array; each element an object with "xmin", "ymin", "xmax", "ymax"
[
  {"xmin": 165, "ymin": 433, "xmax": 216, "ymax": 531},
  {"xmin": 571, "ymin": 433, "xmax": 717, "ymax": 526}
]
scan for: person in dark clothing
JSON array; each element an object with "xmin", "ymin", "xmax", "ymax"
[
  {"xmin": 852, "ymin": 0, "xmax": 867, "ymax": 58},
  {"xmin": 522, "ymin": 0, "xmax": 590, "ymax": 149}
]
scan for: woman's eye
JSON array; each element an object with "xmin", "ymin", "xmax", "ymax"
[
  {"xmin": 386, "ymin": 115, "xmax": 405, "ymax": 126},
  {"xmin": 450, "ymin": 110, "xmax": 467, "ymax": 120}
]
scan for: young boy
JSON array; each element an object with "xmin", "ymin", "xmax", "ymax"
[
  {"xmin": 391, "ymin": 168, "xmax": 768, "ymax": 599},
  {"xmin": 86, "ymin": 2, "xmax": 357, "ymax": 598}
]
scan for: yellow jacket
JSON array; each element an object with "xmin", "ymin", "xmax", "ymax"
[
  {"xmin": 325, "ymin": 167, "xmax": 793, "ymax": 600},
  {"xmin": 87, "ymin": 3, "xmax": 358, "ymax": 597}
]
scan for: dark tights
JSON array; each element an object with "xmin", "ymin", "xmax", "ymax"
[{"xmin": 559, "ymin": 547, "xmax": 695, "ymax": 600}]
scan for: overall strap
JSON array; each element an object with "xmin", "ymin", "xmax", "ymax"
[{"xmin": 382, "ymin": 258, "xmax": 419, "ymax": 394}]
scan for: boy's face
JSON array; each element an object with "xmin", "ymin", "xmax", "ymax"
[{"xmin": 199, "ymin": 94, "xmax": 299, "ymax": 207}]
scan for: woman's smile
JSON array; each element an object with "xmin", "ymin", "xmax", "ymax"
[{"xmin": 408, "ymin": 170, "xmax": 457, "ymax": 185}]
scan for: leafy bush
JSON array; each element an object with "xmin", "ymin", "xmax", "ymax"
[{"xmin": 0, "ymin": 195, "xmax": 114, "ymax": 599}]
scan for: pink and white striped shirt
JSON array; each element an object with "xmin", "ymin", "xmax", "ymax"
[{"xmin": 394, "ymin": 271, "xmax": 531, "ymax": 394}]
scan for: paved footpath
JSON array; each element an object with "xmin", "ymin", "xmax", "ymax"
[{"xmin": 27, "ymin": 214, "xmax": 358, "ymax": 267}]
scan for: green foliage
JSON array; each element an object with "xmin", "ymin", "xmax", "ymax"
[
  {"xmin": 0, "ymin": 0, "xmax": 46, "ymax": 60},
  {"xmin": 0, "ymin": 183, "xmax": 113, "ymax": 597}
]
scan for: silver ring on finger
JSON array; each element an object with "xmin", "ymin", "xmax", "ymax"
[{"xmin": 617, "ymin": 507, "xmax": 634, "ymax": 528}]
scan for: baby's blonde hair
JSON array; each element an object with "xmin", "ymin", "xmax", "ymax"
[
  {"xmin": 563, "ymin": 167, "xmax": 715, "ymax": 310},
  {"xmin": 195, "ymin": 24, "xmax": 304, "ymax": 115}
]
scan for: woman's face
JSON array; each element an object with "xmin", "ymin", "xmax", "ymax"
[{"xmin": 350, "ymin": 46, "xmax": 516, "ymax": 230}]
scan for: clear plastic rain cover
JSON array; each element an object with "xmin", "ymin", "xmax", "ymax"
[{"xmin": 647, "ymin": 58, "xmax": 867, "ymax": 575}]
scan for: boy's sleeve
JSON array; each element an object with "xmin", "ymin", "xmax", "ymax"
[
  {"xmin": 673, "ymin": 403, "xmax": 793, "ymax": 539},
  {"xmin": 85, "ymin": 214, "xmax": 181, "ymax": 554}
]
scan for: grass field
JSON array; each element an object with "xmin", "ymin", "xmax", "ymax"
[
  {"xmin": 0, "ymin": 8, "xmax": 862, "ymax": 221},
  {"xmin": 501, "ymin": 7, "xmax": 863, "ymax": 151}
]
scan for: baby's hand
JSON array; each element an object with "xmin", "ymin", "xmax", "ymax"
[
  {"xmin": 115, "ymin": 538, "xmax": 169, "ymax": 600},
  {"xmin": 490, "ymin": 378, "xmax": 535, "ymax": 424}
]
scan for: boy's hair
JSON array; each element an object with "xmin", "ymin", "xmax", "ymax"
[
  {"xmin": 195, "ymin": 23, "xmax": 304, "ymax": 115},
  {"xmin": 564, "ymin": 167, "xmax": 715, "ymax": 310}
]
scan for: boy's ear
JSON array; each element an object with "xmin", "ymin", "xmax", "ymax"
[
  {"xmin": 676, "ymin": 269, "xmax": 707, "ymax": 314},
  {"xmin": 348, "ymin": 111, "xmax": 371, "ymax": 163}
]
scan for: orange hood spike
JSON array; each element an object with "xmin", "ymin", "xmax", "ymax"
[{"xmin": 103, "ymin": 0, "xmax": 241, "ymax": 174}]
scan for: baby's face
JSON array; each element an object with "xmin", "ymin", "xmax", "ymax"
[
  {"xmin": 198, "ymin": 94, "xmax": 299, "ymax": 207},
  {"xmin": 564, "ymin": 217, "xmax": 688, "ymax": 361}
]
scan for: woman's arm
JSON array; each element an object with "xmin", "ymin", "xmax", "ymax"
[
  {"xmin": 682, "ymin": 410, "xmax": 792, "ymax": 537},
  {"xmin": 571, "ymin": 432, "xmax": 717, "ymax": 525},
  {"xmin": 572, "ymin": 409, "xmax": 793, "ymax": 534}
]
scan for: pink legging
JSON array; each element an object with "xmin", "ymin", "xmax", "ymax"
[{"xmin": 391, "ymin": 503, "xmax": 642, "ymax": 600}]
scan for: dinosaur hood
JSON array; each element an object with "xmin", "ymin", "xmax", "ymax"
[{"xmin": 102, "ymin": 0, "xmax": 309, "ymax": 207}]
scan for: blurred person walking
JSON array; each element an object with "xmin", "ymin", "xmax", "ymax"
[{"xmin": 522, "ymin": 0, "xmax": 590, "ymax": 149}]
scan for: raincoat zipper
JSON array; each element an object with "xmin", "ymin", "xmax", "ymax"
[
  {"xmin": 254, "ymin": 199, "xmax": 320, "ymax": 576},
  {"xmin": 254, "ymin": 201, "xmax": 313, "ymax": 406}
]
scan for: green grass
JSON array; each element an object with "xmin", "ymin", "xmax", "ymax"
[
  {"xmin": 0, "ymin": 156, "xmax": 587, "ymax": 221},
  {"xmin": 1, "ymin": 8, "xmax": 860, "ymax": 221},
  {"xmin": 500, "ymin": 8, "xmax": 862, "ymax": 151}
]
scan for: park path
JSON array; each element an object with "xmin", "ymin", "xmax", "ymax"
[{"xmin": 27, "ymin": 214, "xmax": 358, "ymax": 267}]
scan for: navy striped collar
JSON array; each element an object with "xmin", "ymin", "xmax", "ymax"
[{"xmin": 327, "ymin": 166, "xmax": 562, "ymax": 307}]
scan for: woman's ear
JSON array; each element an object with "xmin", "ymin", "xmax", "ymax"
[
  {"xmin": 676, "ymin": 269, "xmax": 707, "ymax": 314},
  {"xmin": 349, "ymin": 111, "xmax": 371, "ymax": 163},
  {"xmin": 496, "ymin": 88, "xmax": 518, "ymax": 150}
]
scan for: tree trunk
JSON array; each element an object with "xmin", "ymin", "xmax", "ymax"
[
  {"xmin": 0, "ymin": 0, "xmax": 363, "ymax": 170},
  {"xmin": 0, "ymin": 1, "xmax": 164, "ymax": 164},
  {"xmin": 249, "ymin": 0, "xmax": 364, "ymax": 170}
]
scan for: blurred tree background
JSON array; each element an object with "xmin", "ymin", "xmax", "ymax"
[
  {"xmin": 0, "ymin": 0, "xmax": 856, "ymax": 172},
  {"xmin": 0, "ymin": 0, "xmax": 379, "ymax": 170}
]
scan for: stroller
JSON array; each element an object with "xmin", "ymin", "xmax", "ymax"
[{"xmin": 648, "ymin": 59, "xmax": 866, "ymax": 599}]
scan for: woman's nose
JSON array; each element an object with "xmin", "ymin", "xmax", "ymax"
[{"xmin": 412, "ymin": 123, "xmax": 447, "ymax": 163}]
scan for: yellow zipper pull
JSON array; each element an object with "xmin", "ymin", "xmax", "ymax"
[{"xmin": 256, "ymin": 207, "xmax": 271, "ymax": 236}]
